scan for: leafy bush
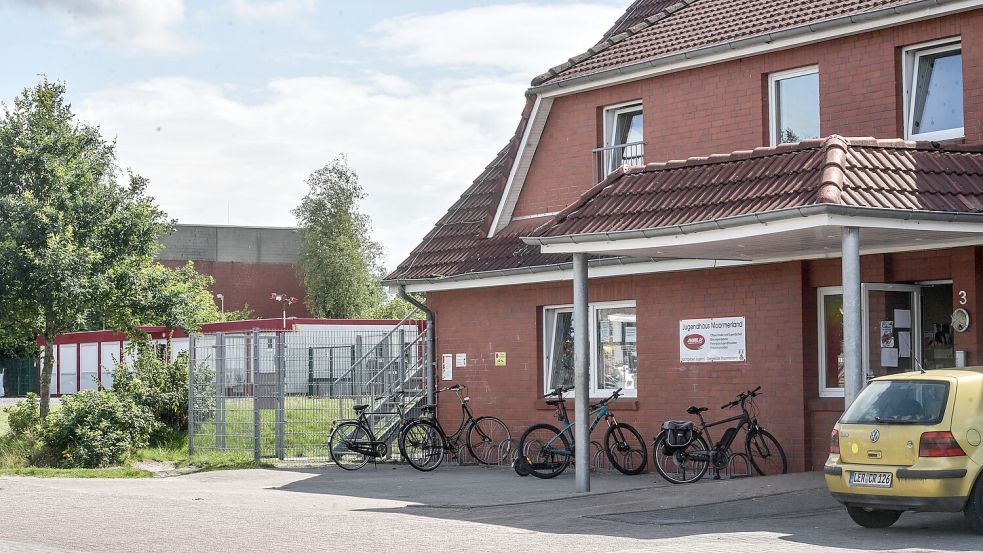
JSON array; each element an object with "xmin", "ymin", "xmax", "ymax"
[
  {"xmin": 112, "ymin": 342, "xmax": 192, "ymax": 442},
  {"xmin": 6, "ymin": 393, "xmax": 40, "ymax": 437},
  {"xmin": 38, "ymin": 390, "xmax": 157, "ymax": 469}
]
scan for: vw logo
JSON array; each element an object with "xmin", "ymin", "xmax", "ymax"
[{"xmin": 869, "ymin": 429, "xmax": 880, "ymax": 443}]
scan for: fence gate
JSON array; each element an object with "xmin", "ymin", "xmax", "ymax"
[{"xmin": 188, "ymin": 316, "xmax": 430, "ymax": 462}]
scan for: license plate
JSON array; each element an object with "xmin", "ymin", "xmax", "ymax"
[{"xmin": 849, "ymin": 471, "xmax": 893, "ymax": 488}]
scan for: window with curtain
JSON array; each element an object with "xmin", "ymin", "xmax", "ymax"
[{"xmin": 603, "ymin": 103, "xmax": 644, "ymax": 173}]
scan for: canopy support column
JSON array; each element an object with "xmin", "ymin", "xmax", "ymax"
[
  {"xmin": 573, "ymin": 253, "xmax": 590, "ymax": 493},
  {"xmin": 842, "ymin": 226, "xmax": 863, "ymax": 408}
]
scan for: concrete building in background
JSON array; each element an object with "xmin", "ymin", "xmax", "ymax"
[{"xmin": 157, "ymin": 225, "xmax": 308, "ymax": 319}]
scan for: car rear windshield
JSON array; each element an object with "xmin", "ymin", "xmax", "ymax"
[{"xmin": 840, "ymin": 380, "xmax": 950, "ymax": 425}]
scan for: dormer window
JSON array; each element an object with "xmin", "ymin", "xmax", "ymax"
[
  {"xmin": 903, "ymin": 39, "xmax": 963, "ymax": 141},
  {"xmin": 601, "ymin": 102, "xmax": 644, "ymax": 175}
]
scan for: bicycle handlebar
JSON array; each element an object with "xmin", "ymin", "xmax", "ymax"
[
  {"xmin": 544, "ymin": 385, "xmax": 574, "ymax": 398},
  {"xmin": 595, "ymin": 387, "xmax": 623, "ymax": 406},
  {"xmin": 721, "ymin": 386, "xmax": 763, "ymax": 409},
  {"xmin": 437, "ymin": 384, "xmax": 465, "ymax": 393},
  {"xmin": 374, "ymin": 390, "xmax": 407, "ymax": 401}
]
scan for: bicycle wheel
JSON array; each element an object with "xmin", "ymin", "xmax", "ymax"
[
  {"xmin": 604, "ymin": 422, "xmax": 648, "ymax": 475},
  {"xmin": 466, "ymin": 416, "xmax": 512, "ymax": 465},
  {"xmin": 745, "ymin": 428, "xmax": 788, "ymax": 475},
  {"xmin": 400, "ymin": 419, "xmax": 446, "ymax": 472},
  {"xmin": 329, "ymin": 421, "xmax": 370, "ymax": 471},
  {"xmin": 652, "ymin": 432, "xmax": 710, "ymax": 484},
  {"xmin": 519, "ymin": 423, "xmax": 572, "ymax": 479}
]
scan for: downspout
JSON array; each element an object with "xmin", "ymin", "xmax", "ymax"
[{"xmin": 398, "ymin": 285, "xmax": 436, "ymax": 404}]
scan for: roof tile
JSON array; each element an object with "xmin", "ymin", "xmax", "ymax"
[{"xmin": 532, "ymin": 0, "xmax": 920, "ymax": 87}]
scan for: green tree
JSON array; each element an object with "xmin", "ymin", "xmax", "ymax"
[
  {"xmin": 359, "ymin": 293, "xmax": 421, "ymax": 320},
  {"xmin": 0, "ymin": 79, "xmax": 171, "ymax": 418},
  {"xmin": 293, "ymin": 156, "xmax": 385, "ymax": 318}
]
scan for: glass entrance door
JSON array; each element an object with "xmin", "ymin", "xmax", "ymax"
[
  {"xmin": 920, "ymin": 282, "xmax": 955, "ymax": 369},
  {"xmin": 862, "ymin": 284, "xmax": 921, "ymax": 381}
]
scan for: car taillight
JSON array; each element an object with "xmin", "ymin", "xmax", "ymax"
[
  {"xmin": 919, "ymin": 431, "xmax": 966, "ymax": 457},
  {"xmin": 830, "ymin": 429, "xmax": 840, "ymax": 454}
]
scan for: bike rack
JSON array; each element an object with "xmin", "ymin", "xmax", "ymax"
[{"xmin": 726, "ymin": 452, "xmax": 753, "ymax": 479}]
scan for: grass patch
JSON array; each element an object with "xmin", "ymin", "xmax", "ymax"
[
  {"xmin": 191, "ymin": 396, "xmax": 349, "ymax": 459},
  {"xmin": 0, "ymin": 466, "xmax": 153, "ymax": 478},
  {"xmin": 135, "ymin": 431, "xmax": 274, "ymax": 472},
  {"xmin": 0, "ymin": 409, "xmax": 8, "ymax": 436}
]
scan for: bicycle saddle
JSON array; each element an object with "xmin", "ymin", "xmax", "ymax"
[
  {"xmin": 418, "ymin": 403, "xmax": 437, "ymax": 412},
  {"xmin": 353, "ymin": 404, "xmax": 369, "ymax": 412},
  {"xmin": 686, "ymin": 406, "xmax": 708, "ymax": 415},
  {"xmin": 545, "ymin": 398, "xmax": 565, "ymax": 406}
]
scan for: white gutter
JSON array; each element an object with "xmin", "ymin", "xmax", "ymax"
[
  {"xmin": 531, "ymin": 0, "xmax": 982, "ymax": 98},
  {"xmin": 390, "ymin": 257, "xmax": 749, "ymax": 293}
]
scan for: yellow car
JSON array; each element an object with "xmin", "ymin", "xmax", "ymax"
[{"xmin": 825, "ymin": 368, "xmax": 983, "ymax": 531}]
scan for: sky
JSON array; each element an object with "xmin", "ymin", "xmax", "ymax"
[{"xmin": 0, "ymin": 0, "xmax": 627, "ymax": 270}]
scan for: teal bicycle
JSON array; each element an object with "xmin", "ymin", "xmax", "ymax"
[{"xmin": 516, "ymin": 386, "xmax": 647, "ymax": 478}]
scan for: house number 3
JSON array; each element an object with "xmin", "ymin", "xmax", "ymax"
[{"xmin": 959, "ymin": 290, "xmax": 968, "ymax": 305}]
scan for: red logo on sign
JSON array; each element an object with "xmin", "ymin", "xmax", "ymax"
[{"xmin": 683, "ymin": 334, "xmax": 705, "ymax": 350}]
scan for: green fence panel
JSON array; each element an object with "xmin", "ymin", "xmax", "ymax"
[{"xmin": 0, "ymin": 358, "xmax": 38, "ymax": 397}]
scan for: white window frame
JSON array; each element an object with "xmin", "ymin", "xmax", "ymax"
[
  {"xmin": 543, "ymin": 300, "xmax": 638, "ymax": 398},
  {"xmin": 768, "ymin": 65, "xmax": 819, "ymax": 147},
  {"xmin": 817, "ymin": 286, "xmax": 845, "ymax": 398},
  {"xmin": 602, "ymin": 101, "xmax": 644, "ymax": 174},
  {"xmin": 902, "ymin": 38, "xmax": 963, "ymax": 142}
]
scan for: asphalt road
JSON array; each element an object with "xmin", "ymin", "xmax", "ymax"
[{"xmin": 0, "ymin": 466, "xmax": 979, "ymax": 552}]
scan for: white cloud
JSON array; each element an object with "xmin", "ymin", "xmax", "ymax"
[
  {"xmin": 75, "ymin": 74, "xmax": 521, "ymax": 269},
  {"xmin": 12, "ymin": 0, "xmax": 194, "ymax": 55},
  {"xmin": 69, "ymin": 2, "xmax": 623, "ymax": 268},
  {"xmin": 229, "ymin": 0, "xmax": 316, "ymax": 23},
  {"xmin": 369, "ymin": 3, "xmax": 623, "ymax": 75}
]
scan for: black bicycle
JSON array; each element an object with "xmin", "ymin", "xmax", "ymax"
[
  {"xmin": 653, "ymin": 386, "xmax": 787, "ymax": 484},
  {"xmin": 328, "ymin": 391, "xmax": 415, "ymax": 470},
  {"xmin": 398, "ymin": 384, "xmax": 511, "ymax": 471},
  {"xmin": 516, "ymin": 386, "xmax": 647, "ymax": 478}
]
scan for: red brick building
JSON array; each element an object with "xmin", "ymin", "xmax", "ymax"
[
  {"xmin": 157, "ymin": 225, "xmax": 308, "ymax": 319},
  {"xmin": 385, "ymin": 0, "xmax": 983, "ymax": 473}
]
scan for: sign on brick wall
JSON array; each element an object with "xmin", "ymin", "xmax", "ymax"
[{"xmin": 679, "ymin": 317, "xmax": 746, "ymax": 363}]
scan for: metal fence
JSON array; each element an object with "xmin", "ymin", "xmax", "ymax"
[
  {"xmin": 0, "ymin": 358, "xmax": 38, "ymax": 397},
  {"xmin": 188, "ymin": 317, "xmax": 430, "ymax": 462},
  {"xmin": 592, "ymin": 140, "xmax": 645, "ymax": 183}
]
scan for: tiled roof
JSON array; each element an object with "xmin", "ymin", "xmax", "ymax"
[
  {"xmin": 602, "ymin": 0, "xmax": 678, "ymax": 39},
  {"xmin": 534, "ymin": 136, "xmax": 983, "ymax": 238},
  {"xmin": 532, "ymin": 0, "xmax": 921, "ymax": 87},
  {"xmin": 387, "ymin": 98, "xmax": 574, "ymax": 281},
  {"xmin": 388, "ymin": 136, "xmax": 983, "ymax": 282}
]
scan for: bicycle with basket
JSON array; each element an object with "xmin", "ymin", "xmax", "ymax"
[{"xmin": 653, "ymin": 386, "xmax": 788, "ymax": 484}]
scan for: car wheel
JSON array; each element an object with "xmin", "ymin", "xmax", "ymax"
[
  {"xmin": 964, "ymin": 474, "xmax": 983, "ymax": 534},
  {"xmin": 846, "ymin": 506, "xmax": 902, "ymax": 528}
]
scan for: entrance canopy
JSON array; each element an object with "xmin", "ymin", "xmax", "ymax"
[
  {"xmin": 525, "ymin": 205, "xmax": 983, "ymax": 262},
  {"xmin": 521, "ymin": 136, "xmax": 983, "ymax": 493},
  {"xmin": 523, "ymin": 136, "xmax": 983, "ymax": 263}
]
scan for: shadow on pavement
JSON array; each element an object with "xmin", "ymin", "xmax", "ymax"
[
  {"xmin": 273, "ymin": 465, "xmax": 981, "ymax": 550},
  {"xmin": 272, "ymin": 463, "xmax": 665, "ymax": 507}
]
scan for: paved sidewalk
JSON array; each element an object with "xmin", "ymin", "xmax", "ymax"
[{"xmin": 0, "ymin": 466, "xmax": 978, "ymax": 552}]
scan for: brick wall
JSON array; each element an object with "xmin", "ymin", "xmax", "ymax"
[
  {"xmin": 159, "ymin": 260, "xmax": 308, "ymax": 319},
  {"xmin": 430, "ymin": 246, "xmax": 976, "ymax": 471},
  {"xmin": 430, "ymin": 262, "xmax": 809, "ymax": 472},
  {"xmin": 512, "ymin": 11, "xmax": 983, "ymax": 218}
]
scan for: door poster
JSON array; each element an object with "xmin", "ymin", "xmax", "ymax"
[{"xmin": 441, "ymin": 354, "xmax": 453, "ymax": 380}]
